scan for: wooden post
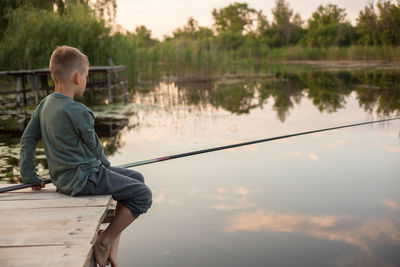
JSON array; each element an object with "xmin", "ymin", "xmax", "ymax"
[
  {"xmin": 18, "ymin": 107, "xmax": 25, "ymax": 133},
  {"xmin": 16, "ymin": 76, "xmax": 21, "ymax": 105},
  {"xmin": 124, "ymin": 71, "xmax": 129, "ymax": 103},
  {"xmin": 89, "ymin": 86, "xmax": 93, "ymax": 105},
  {"xmin": 107, "ymin": 72, "xmax": 112, "ymax": 104},
  {"xmin": 113, "ymin": 72, "xmax": 117, "ymax": 103},
  {"xmin": 32, "ymin": 75, "xmax": 39, "ymax": 104},
  {"xmin": 108, "ymin": 59, "xmax": 118, "ymax": 103},
  {"xmin": 40, "ymin": 75, "xmax": 49, "ymax": 94},
  {"xmin": 22, "ymin": 75, "xmax": 27, "ymax": 105}
]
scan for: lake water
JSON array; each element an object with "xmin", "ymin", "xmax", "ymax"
[{"xmin": 1, "ymin": 65, "xmax": 399, "ymax": 266}]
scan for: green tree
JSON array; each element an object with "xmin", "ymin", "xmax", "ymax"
[
  {"xmin": 255, "ymin": 10, "xmax": 269, "ymax": 36},
  {"xmin": 356, "ymin": 2, "xmax": 379, "ymax": 45},
  {"xmin": 133, "ymin": 25, "xmax": 157, "ymax": 47},
  {"xmin": 212, "ymin": 2, "xmax": 256, "ymax": 34},
  {"xmin": 0, "ymin": 3, "xmax": 112, "ymax": 69},
  {"xmin": 0, "ymin": 0, "xmax": 117, "ymax": 40},
  {"xmin": 212, "ymin": 2, "xmax": 257, "ymax": 50},
  {"xmin": 92, "ymin": 0, "xmax": 117, "ymax": 22},
  {"xmin": 261, "ymin": 0, "xmax": 305, "ymax": 47},
  {"xmin": 0, "ymin": 0, "xmax": 56, "ymax": 40},
  {"xmin": 376, "ymin": 0, "xmax": 400, "ymax": 45},
  {"xmin": 172, "ymin": 17, "xmax": 213, "ymax": 40},
  {"xmin": 301, "ymin": 4, "xmax": 355, "ymax": 47}
]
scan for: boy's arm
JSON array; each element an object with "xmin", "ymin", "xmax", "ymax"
[
  {"xmin": 20, "ymin": 107, "xmax": 43, "ymax": 185},
  {"xmin": 74, "ymin": 107, "xmax": 111, "ymax": 166}
]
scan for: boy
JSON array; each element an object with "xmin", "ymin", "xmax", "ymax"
[{"xmin": 20, "ymin": 45, "xmax": 152, "ymax": 267}]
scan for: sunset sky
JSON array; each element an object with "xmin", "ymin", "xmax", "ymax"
[{"xmin": 115, "ymin": 0, "xmax": 370, "ymax": 39}]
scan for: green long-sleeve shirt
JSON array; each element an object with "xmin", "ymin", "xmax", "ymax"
[{"xmin": 20, "ymin": 93, "xmax": 110, "ymax": 195}]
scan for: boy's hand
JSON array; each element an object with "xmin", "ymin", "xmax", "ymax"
[{"xmin": 31, "ymin": 181, "xmax": 45, "ymax": 191}]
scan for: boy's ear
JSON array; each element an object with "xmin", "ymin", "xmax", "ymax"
[{"xmin": 72, "ymin": 72, "xmax": 80, "ymax": 85}]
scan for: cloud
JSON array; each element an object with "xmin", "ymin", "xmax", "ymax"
[
  {"xmin": 382, "ymin": 199, "xmax": 400, "ymax": 210},
  {"xmin": 233, "ymin": 186, "xmax": 251, "ymax": 196},
  {"xmin": 213, "ymin": 197, "xmax": 256, "ymax": 211},
  {"xmin": 168, "ymin": 200, "xmax": 183, "ymax": 205},
  {"xmin": 312, "ymin": 133, "xmax": 323, "ymax": 138},
  {"xmin": 383, "ymin": 145, "xmax": 400, "ymax": 153},
  {"xmin": 223, "ymin": 208, "xmax": 400, "ymax": 260},
  {"xmin": 187, "ymin": 189, "xmax": 198, "ymax": 196},
  {"xmin": 308, "ymin": 153, "xmax": 319, "ymax": 161},
  {"xmin": 327, "ymin": 139, "xmax": 348, "ymax": 148},
  {"xmin": 216, "ymin": 187, "xmax": 227, "ymax": 194},
  {"xmin": 289, "ymin": 150, "xmax": 302, "ymax": 157},
  {"xmin": 224, "ymin": 209, "xmax": 338, "ymax": 235},
  {"xmin": 209, "ymin": 186, "xmax": 256, "ymax": 211},
  {"xmin": 152, "ymin": 188, "xmax": 165, "ymax": 204},
  {"xmin": 282, "ymin": 150, "xmax": 302, "ymax": 158}
]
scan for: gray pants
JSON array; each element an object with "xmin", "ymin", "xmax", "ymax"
[{"xmin": 77, "ymin": 165, "xmax": 152, "ymax": 219}]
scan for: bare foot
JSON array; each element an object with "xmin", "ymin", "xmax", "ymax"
[
  {"xmin": 93, "ymin": 231, "xmax": 111, "ymax": 267},
  {"xmin": 108, "ymin": 234, "xmax": 121, "ymax": 267}
]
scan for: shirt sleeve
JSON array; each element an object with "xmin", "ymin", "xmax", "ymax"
[
  {"xmin": 20, "ymin": 106, "xmax": 43, "ymax": 185},
  {"xmin": 73, "ymin": 105, "xmax": 111, "ymax": 167}
]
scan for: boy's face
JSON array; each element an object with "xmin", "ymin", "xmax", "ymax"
[{"xmin": 75, "ymin": 66, "xmax": 89, "ymax": 97}]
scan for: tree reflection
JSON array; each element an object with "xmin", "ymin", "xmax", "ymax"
[
  {"xmin": 301, "ymin": 71, "xmax": 353, "ymax": 113},
  {"xmin": 171, "ymin": 69, "xmax": 400, "ymax": 121},
  {"xmin": 258, "ymin": 73, "xmax": 304, "ymax": 121},
  {"xmin": 354, "ymin": 70, "xmax": 400, "ymax": 115},
  {"xmin": 212, "ymin": 81, "xmax": 257, "ymax": 114}
]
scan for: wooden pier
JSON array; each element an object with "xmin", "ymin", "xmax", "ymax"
[
  {"xmin": 0, "ymin": 65, "xmax": 128, "ymax": 105},
  {"xmin": 0, "ymin": 183, "xmax": 115, "ymax": 267}
]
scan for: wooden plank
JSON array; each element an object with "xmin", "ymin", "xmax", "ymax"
[
  {"xmin": 0, "ymin": 185, "xmax": 72, "ymax": 200},
  {"xmin": 0, "ymin": 183, "xmax": 112, "ymax": 204},
  {"xmin": 16, "ymin": 77, "xmax": 21, "ymax": 104},
  {"xmin": 0, "ymin": 184, "xmax": 111, "ymax": 204},
  {"xmin": 0, "ymin": 192, "xmax": 99, "ymax": 201},
  {"xmin": 0, "ymin": 182, "xmax": 114, "ymax": 266},
  {"xmin": 0, "ymin": 197, "xmax": 112, "ymax": 209},
  {"xmin": 0, "ymin": 206, "xmax": 107, "ymax": 247},
  {"xmin": 0, "ymin": 245, "xmax": 94, "ymax": 267},
  {"xmin": 0, "ymin": 183, "xmax": 57, "ymax": 190},
  {"xmin": 0, "ymin": 192, "xmax": 111, "ymax": 202}
]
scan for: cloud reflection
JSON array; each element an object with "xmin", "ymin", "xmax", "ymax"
[
  {"xmin": 152, "ymin": 187, "xmax": 165, "ymax": 204},
  {"xmin": 383, "ymin": 145, "xmax": 400, "ymax": 153},
  {"xmin": 224, "ymin": 206, "xmax": 400, "ymax": 265},
  {"xmin": 208, "ymin": 186, "xmax": 256, "ymax": 211},
  {"xmin": 327, "ymin": 139, "xmax": 348, "ymax": 148},
  {"xmin": 282, "ymin": 150, "xmax": 302, "ymax": 158},
  {"xmin": 308, "ymin": 153, "xmax": 319, "ymax": 161},
  {"xmin": 382, "ymin": 199, "xmax": 400, "ymax": 210}
]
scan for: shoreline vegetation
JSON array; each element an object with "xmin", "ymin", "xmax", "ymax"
[{"xmin": 1, "ymin": 0, "xmax": 400, "ymax": 82}]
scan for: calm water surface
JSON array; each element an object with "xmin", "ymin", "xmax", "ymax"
[{"xmin": 1, "ymin": 67, "xmax": 399, "ymax": 266}]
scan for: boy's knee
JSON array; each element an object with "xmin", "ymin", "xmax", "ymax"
[
  {"xmin": 136, "ymin": 172, "xmax": 145, "ymax": 183},
  {"xmin": 129, "ymin": 171, "xmax": 144, "ymax": 183},
  {"xmin": 142, "ymin": 185, "xmax": 152, "ymax": 207}
]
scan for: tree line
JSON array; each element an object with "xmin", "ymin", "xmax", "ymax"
[
  {"xmin": 0, "ymin": 0, "xmax": 400, "ymax": 80},
  {"xmin": 168, "ymin": 0, "xmax": 400, "ymax": 48}
]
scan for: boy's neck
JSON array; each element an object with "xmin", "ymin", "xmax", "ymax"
[{"xmin": 54, "ymin": 84, "xmax": 75, "ymax": 99}]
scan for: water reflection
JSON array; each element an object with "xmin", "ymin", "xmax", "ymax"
[
  {"xmin": 223, "ymin": 201, "xmax": 400, "ymax": 266},
  {"xmin": 208, "ymin": 186, "xmax": 256, "ymax": 211},
  {"xmin": 132, "ymin": 69, "xmax": 400, "ymax": 122}
]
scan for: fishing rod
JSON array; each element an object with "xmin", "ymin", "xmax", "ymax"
[{"xmin": 1, "ymin": 117, "xmax": 399, "ymax": 194}]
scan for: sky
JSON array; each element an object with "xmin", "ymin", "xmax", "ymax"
[{"xmin": 115, "ymin": 0, "xmax": 370, "ymax": 40}]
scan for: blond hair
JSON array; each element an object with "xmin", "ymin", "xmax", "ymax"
[{"xmin": 49, "ymin": 46, "xmax": 89, "ymax": 84}]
